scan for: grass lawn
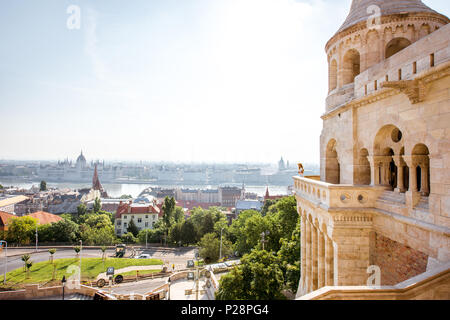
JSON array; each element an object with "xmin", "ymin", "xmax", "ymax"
[{"xmin": 2, "ymin": 257, "xmax": 163, "ymax": 286}]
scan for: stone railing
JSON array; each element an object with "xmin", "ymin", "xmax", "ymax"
[
  {"xmin": 293, "ymin": 176, "xmax": 385, "ymax": 209},
  {"xmin": 297, "ymin": 261, "xmax": 450, "ymax": 300},
  {"xmin": 0, "ymin": 284, "xmax": 98, "ymax": 300}
]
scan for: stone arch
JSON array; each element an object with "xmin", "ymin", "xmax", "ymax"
[
  {"xmin": 355, "ymin": 148, "xmax": 371, "ymax": 185},
  {"xmin": 373, "ymin": 125, "xmax": 404, "ymax": 188},
  {"xmin": 365, "ymin": 29, "xmax": 381, "ymax": 69},
  {"xmin": 373, "ymin": 124, "xmax": 404, "ymax": 156},
  {"xmin": 342, "ymin": 49, "xmax": 361, "ymax": 85},
  {"xmin": 412, "ymin": 143, "xmax": 430, "ymax": 195},
  {"xmin": 325, "ymin": 139, "xmax": 340, "ymax": 184},
  {"xmin": 385, "ymin": 37, "xmax": 412, "ymax": 59},
  {"xmin": 329, "ymin": 59, "xmax": 338, "ymax": 92}
]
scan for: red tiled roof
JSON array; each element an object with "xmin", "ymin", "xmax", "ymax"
[
  {"xmin": 0, "ymin": 211, "xmax": 14, "ymax": 227},
  {"xmin": 115, "ymin": 202, "xmax": 160, "ymax": 218},
  {"xmin": 27, "ymin": 211, "xmax": 63, "ymax": 225}
]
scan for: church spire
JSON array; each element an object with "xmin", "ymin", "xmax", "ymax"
[{"xmin": 92, "ymin": 164, "xmax": 103, "ymax": 191}]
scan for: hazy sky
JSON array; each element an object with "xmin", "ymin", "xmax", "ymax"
[{"xmin": 0, "ymin": 0, "xmax": 448, "ymax": 164}]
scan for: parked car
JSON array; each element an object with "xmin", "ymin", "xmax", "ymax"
[{"xmin": 135, "ymin": 254, "xmax": 151, "ymax": 259}]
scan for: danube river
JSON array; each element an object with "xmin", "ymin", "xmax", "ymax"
[{"xmin": 0, "ymin": 180, "xmax": 291, "ymax": 199}]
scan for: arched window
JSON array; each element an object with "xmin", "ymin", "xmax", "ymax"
[
  {"xmin": 342, "ymin": 49, "xmax": 360, "ymax": 85},
  {"xmin": 329, "ymin": 59, "xmax": 337, "ymax": 92},
  {"xmin": 385, "ymin": 37, "xmax": 412, "ymax": 59},
  {"xmin": 325, "ymin": 139, "xmax": 340, "ymax": 184}
]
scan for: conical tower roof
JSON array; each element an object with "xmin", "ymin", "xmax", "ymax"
[{"xmin": 337, "ymin": 0, "xmax": 442, "ymax": 34}]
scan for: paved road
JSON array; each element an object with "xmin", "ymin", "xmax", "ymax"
[
  {"xmin": 108, "ymin": 277, "xmax": 169, "ymax": 295},
  {"xmin": 0, "ymin": 247, "xmax": 196, "ymax": 274}
]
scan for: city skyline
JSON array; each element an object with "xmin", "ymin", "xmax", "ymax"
[{"xmin": 1, "ymin": 0, "xmax": 449, "ymax": 164}]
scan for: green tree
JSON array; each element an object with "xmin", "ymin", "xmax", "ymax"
[
  {"xmin": 79, "ymin": 214, "xmax": 115, "ymax": 245},
  {"xmin": 169, "ymin": 221, "xmax": 183, "ymax": 245},
  {"xmin": 101, "ymin": 246, "xmax": 107, "ymax": 261},
  {"xmin": 162, "ymin": 196, "xmax": 176, "ymax": 226},
  {"xmin": 26, "ymin": 261, "xmax": 33, "ymax": 279},
  {"xmin": 0, "ymin": 184, "xmax": 3, "ymax": 189},
  {"xmin": 93, "ymin": 197, "xmax": 102, "ymax": 213},
  {"xmin": 48, "ymin": 248, "xmax": 56, "ymax": 264},
  {"xmin": 73, "ymin": 246, "xmax": 81, "ymax": 257},
  {"xmin": 40, "ymin": 180, "xmax": 47, "ymax": 191},
  {"xmin": 198, "ymin": 233, "xmax": 232, "ymax": 264},
  {"xmin": 119, "ymin": 194, "xmax": 132, "ymax": 199},
  {"xmin": 228, "ymin": 209, "xmax": 259, "ymax": 244},
  {"xmin": 173, "ymin": 206, "xmax": 185, "ymax": 223},
  {"xmin": 77, "ymin": 203, "xmax": 87, "ymax": 217},
  {"xmin": 7, "ymin": 216, "xmax": 38, "ymax": 244},
  {"xmin": 138, "ymin": 228, "xmax": 160, "ymax": 244},
  {"xmin": 21, "ymin": 254, "xmax": 30, "ymax": 271},
  {"xmin": 268, "ymin": 196, "xmax": 298, "ymax": 240},
  {"xmin": 230, "ymin": 210, "xmax": 270, "ymax": 256},
  {"xmin": 216, "ymin": 250, "xmax": 285, "ymax": 300},
  {"xmin": 127, "ymin": 218, "xmax": 140, "ymax": 237},
  {"xmin": 121, "ymin": 232, "xmax": 137, "ymax": 244},
  {"xmin": 46, "ymin": 219, "xmax": 79, "ymax": 243},
  {"xmin": 261, "ymin": 199, "xmax": 279, "ymax": 216},
  {"xmin": 180, "ymin": 220, "xmax": 196, "ymax": 245}
]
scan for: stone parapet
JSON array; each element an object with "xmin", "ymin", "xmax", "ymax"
[
  {"xmin": 293, "ymin": 176, "xmax": 386, "ymax": 209},
  {"xmin": 297, "ymin": 261, "xmax": 450, "ymax": 300}
]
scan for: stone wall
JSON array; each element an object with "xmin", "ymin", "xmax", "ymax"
[
  {"xmin": 0, "ymin": 284, "xmax": 98, "ymax": 300},
  {"xmin": 370, "ymin": 232, "xmax": 428, "ymax": 285},
  {"xmin": 297, "ymin": 261, "xmax": 450, "ymax": 300}
]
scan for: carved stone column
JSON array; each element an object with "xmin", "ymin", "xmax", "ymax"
[
  {"xmin": 393, "ymin": 155, "xmax": 405, "ymax": 193},
  {"xmin": 405, "ymin": 156, "xmax": 418, "ymax": 192},
  {"xmin": 325, "ymin": 236, "xmax": 334, "ymax": 286},
  {"xmin": 300, "ymin": 212, "xmax": 306, "ymax": 293},
  {"xmin": 421, "ymin": 163, "xmax": 429, "ymax": 196},
  {"xmin": 367, "ymin": 156, "xmax": 379, "ymax": 186},
  {"xmin": 403, "ymin": 156, "xmax": 420, "ymax": 207},
  {"xmin": 311, "ymin": 223, "xmax": 318, "ymax": 291},
  {"xmin": 318, "ymin": 230, "xmax": 325, "ymax": 289},
  {"xmin": 305, "ymin": 219, "xmax": 311, "ymax": 293}
]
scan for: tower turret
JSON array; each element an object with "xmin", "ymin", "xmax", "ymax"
[{"xmin": 325, "ymin": 0, "xmax": 449, "ymax": 111}]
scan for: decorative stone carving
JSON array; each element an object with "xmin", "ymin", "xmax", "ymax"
[{"xmin": 381, "ymin": 79, "xmax": 427, "ymax": 104}]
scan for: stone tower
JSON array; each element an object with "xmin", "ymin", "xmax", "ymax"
[{"xmin": 295, "ymin": 0, "xmax": 450, "ymax": 299}]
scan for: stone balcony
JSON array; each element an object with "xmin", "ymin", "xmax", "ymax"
[{"xmin": 293, "ymin": 176, "xmax": 386, "ymax": 210}]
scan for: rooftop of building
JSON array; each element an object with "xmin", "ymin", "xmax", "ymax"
[
  {"xmin": 336, "ymin": 0, "xmax": 445, "ymax": 34},
  {"xmin": 26, "ymin": 211, "xmax": 63, "ymax": 225},
  {"xmin": 0, "ymin": 195, "xmax": 29, "ymax": 208},
  {"xmin": 0, "ymin": 211, "xmax": 15, "ymax": 226}
]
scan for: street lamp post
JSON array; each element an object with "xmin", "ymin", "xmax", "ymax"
[
  {"xmin": 61, "ymin": 275, "xmax": 66, "ymax": 300},
  {"xmin": 79, "ymin": 240, "xmax": 82, "ymax": 285},
  {"xmin": 35, "ymin": 224, "xmax": 38, "ymax": 253},
  {"xmin": 219, "ymin": 227, "xmax": 224, "ymax": 262},
  {"xmin": 167, "ymin": 277, "xmax": 171, "ymax": 300},
  {"xmin": 146, "ymin": 230, "xmax": 148, "ymax": 249},
  {"xmin": 0, "ymin": 240, "xmax": 7, "ymax": 285}
]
